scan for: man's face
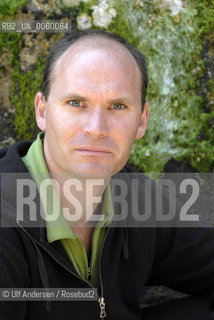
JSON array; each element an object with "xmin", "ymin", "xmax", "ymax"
[{"xmin": 35, "ymin": 39, "xmax": 149, "ymax": 179}]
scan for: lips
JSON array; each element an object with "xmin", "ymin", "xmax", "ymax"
[{"xmin": 75, "ymin": 146, "xmax": 112, "ymax": 153}]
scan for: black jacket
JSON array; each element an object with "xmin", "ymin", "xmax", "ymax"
[{"xmin": 1, "ymin": 141, "xmax": 214, "ymax": 319}]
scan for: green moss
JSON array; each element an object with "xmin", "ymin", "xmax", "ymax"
[
  {"xmin": 208, "ymin": 78, "xmax": 214, "ymax": 92},
  {"xmin": 107, "ymin": 9, "xmax": 140, "ymax": 48},
  {"xmin": 56, "ymin": 0, "xmax": 96, "ymax": 15},
  {"xmin": 11, "ymin": 58, "xmax": 46, "ymax": 140},
  {"xmin": 0, "ymin": 0, "xmax": 28, "ymax": 19},
  {"xmin": 0, "ymin": 33, "xmax": 21, "ymax": 64},
  {"xmin": 0, "ymin": 0, "xmax": 27, "ymax": 55},
  {"xmin": 77, "ymin": 1, "xmax": 95, "ymax": 15},
  {"xmin": 194, "ymin": 0, "xmax": 214, "ymax": 36}
]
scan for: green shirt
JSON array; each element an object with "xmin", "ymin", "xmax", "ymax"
[{"xmin": 22, "ymin": 132, "xmax": 113, "ymax": 290}]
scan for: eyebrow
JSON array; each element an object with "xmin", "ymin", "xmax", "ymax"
[
  {"xmin": 59, "ymin": 94, "xmax": 87, "ymax": 103},
  {"xmin": 108, "ymin": 97, "xmax": 135, "ymax": 106},
  {"xmin": 59, "ymin": 93, "xmax": 135, "ymax": 106}
]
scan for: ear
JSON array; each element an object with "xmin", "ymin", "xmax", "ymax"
[
  {"xmin": 35, "ymin": 92, "xmax": 47, "ymax": 131},
  {"xmin": 136, "ymin": 102, "xmax": 149, "ymax": 139}
]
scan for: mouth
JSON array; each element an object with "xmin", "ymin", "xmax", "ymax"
[{"xmin": 75, "ymin": 146, "xmax": 112, "ymax": 154}]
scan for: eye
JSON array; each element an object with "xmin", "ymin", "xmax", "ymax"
[
  {"xmin": 112, "ymin": 103, "xmax": 125, "ymax": 110},
  {"xmin": 69, "ymin": 100, "xmax": 81, "ymax": 107}
]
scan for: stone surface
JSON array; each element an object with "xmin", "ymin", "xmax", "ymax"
[
  {"xmin": 26, "ymin": 0, "xmax": 62, "ymax": 15},
  {"xmin": 0, "ymin": 50, "xmax": 13, "ymax": 112},
  {"xmin": 19, "ymin": 32, "xmax": 63, "ymax": 72},
  {"xmin": 0, "ymin": 45, "xmax": 15, "ymax": 147}
]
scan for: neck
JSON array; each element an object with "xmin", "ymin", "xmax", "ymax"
[{"xmin": 49, "ymin": 172, "xmax": 109, "ymax": 228}]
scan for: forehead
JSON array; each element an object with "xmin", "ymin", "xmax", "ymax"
[
  {"xmin": 50, "ymin": 37, "xmax": 142, "ymax": 99},
  {"xmin": 56, "ymin": 37, "xmax": 140, "ymax": 76}
]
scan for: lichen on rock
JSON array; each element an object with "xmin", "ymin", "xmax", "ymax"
[
  {"xmin": 77, "ymin": 12, "xmax": 92, "ymax": 29},
  {"xmin": 91, "ymin": 0, "xmax": 116, "ymax": 28},
  {"xmin": 159, "ymin": 0, "xmax": 183, "ymax": 16}
]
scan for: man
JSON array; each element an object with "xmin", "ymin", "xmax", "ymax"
[{"xmin": 0, "ymin": 29, "xmax": 214, "ymax": 320}]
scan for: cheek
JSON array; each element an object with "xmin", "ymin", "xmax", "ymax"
[
  {"xmin": 116, "ymin": 117, "xmax": 140, "ymax": 138},
  {"xmin": 46, "ymin": 109, "xmax": 73, "ymax": 135},
  {"xmin": 113, "ymin": 122, "xmax": 139, "ymax": 154}
]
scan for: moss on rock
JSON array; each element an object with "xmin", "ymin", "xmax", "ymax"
[{"xmin": 11, "ymin": 57, "xmax": 45, "ymax": 140}]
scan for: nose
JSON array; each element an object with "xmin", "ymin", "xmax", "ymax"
[{"xmin": 83, "ymin": 108, "xmax": 108, "ymax": 139}]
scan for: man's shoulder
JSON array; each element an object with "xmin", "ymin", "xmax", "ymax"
[{"xmin": 0, "ymin": 139, "xmax": 33, "ymax": 173}]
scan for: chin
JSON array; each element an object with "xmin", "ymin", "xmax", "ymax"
[{"xmin": 71, "ymin": 164, "xmax": 114, "ymax": 180}]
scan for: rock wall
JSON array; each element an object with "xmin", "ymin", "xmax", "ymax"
[{"xmin": 0, "ymin": 0, "xmax": 213, "ymax": 173}]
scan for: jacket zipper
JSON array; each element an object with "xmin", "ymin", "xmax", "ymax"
[
  {"xmin": 98, "ymin": 297, "xmax": 106, "ymax": 319},
  {"xmin": 97, "ymin": 225, "xmax": 111, "ymax": 319},
  {"xmin": 16, "ymin": 220, "xmax": 111, "ymax": 319}
]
